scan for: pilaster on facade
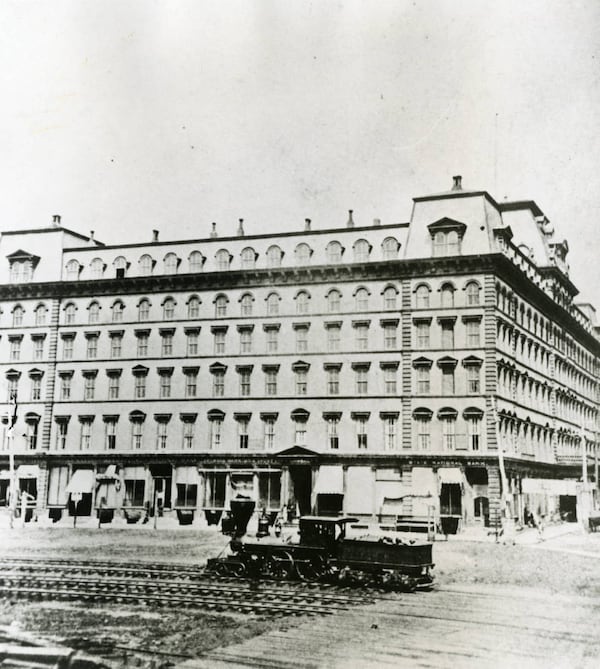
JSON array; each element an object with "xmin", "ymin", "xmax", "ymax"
[{"xmin": 41, "ymin": 298, "xmax": 60, "ymax": 451}]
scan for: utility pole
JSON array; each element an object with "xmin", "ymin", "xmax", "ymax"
[
  {"xmin": 7, "ymin": 391, "xmax": 18, "ymax": 530},
  {"xmin": 491, "ymin": 396, "xmax": 510, "ymax": 538}
]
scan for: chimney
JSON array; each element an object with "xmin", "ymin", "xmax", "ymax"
[
  {"xmin": 451, "ymin": 175, "xmax": 462, "ymax": 191},
  {"xmin": 346, "ymin": 210, "xmax": 355, "ymax": 228},
  {"xmin": 52, "ymin": 214, "xmax": 61, "ymax": 227},
  {"xmin": 304, "ymin": 218, "xmax": 311, "ymax": 231},
  {"xmin": 237, "ymin": 218, "xmax": 245, "ymax": 236},
  {"xmin": 210, "ymin": 222, "xmax": 218, "ymax": 238},
  {"xmin": 89, "ymin": 230, "xmax": 95, "ymax": 241},
  {"xmin": 373, "ymin": 218, "xmax": 381, "ymax": 227},
  {"xmin": 152, "ymin": 229, "xmax": 159, "ymax": 242}
]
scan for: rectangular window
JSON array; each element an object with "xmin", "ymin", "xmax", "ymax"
[
  {"xmin": 238, "ymin": 420, "xmax": 249, "ymax": 449},
  {"xmin": 185, "ymin": 370, "xmax": 198, "ymax": 398},
  {"xmin": 383, "ymin": 416, "xmax": 397, "ymax": 450},
  {"xmin": 355, "ymin": 324, "xmax": 369, "ymax": 350},
  {"xmin": 182, "ymin": 421, "xmax": 195, "ymax": 449},
  {"xmin": 134, "ymin": 375, "xmax": 146, "ymax": 399},
  {"xmin": 80, "ymin": 421, "xmax": 92, "ymax": 450},
  {"xmin": 86, "ymin": 335, "xmax": 98, "ymax": 359},
  {"xmin": 240, "ymin": 329, "xmax": 252, "ymax": 354},
  {"xmin": 239, "ymin": 369, "xmax": 251, "ymax": 396},
  {"xmin": 30, "ymin": 377, "xmax": 42, "ymax": 401},
  {"xmin": 417, "ymin": 419, "xmax": 431, "ymax": 450},
  {"xmin": 186, "ymin": 331, "xmax": 199, "ymax": 356},
  {"xmin": 295, "ymin": 326, "xmax": 308, "ymax": 353},
  {"xmin": 33, "ymin": 337, "xmax": 44, "ymax": 361},
  {"xmin": 156, "ymin": 422, "xmax": 168, "ymax": 449},
  {"xmin": 62, "ymin": 337, "xmax": 74, "ymax": 359},
  {"xmin": 7, "ymin": 377, "xmax": 18, "ymax": 401},
  {"xmin": 265, "ymin": 370, "xmax": 277, "ymax": 396},
  {"xmin": 26, "ymin": 421, "xmax": 39, "ymax": 450},
  {"xmin": 442, "ymin": 367, "xmax": 455, "ymax": 395},
  {"xmin": 210, "ymin": 420, "xmax": 222, "ymax": 449},
  {"xmin": 264, "ymin": 418, "xmax": 275, "ymax": 449},
  {"xmin": 327, "ymin": 325, "xmax": 341, "ymax": 352},
  {"xmin": 105, "ymin": 420, "xmax": 117, "ymax": 450},
  {"xmin": 159, "ymin": 373, "xmax": 171, "ymax": 398},
  {"xmin": 294, "ymin": 421, "xmax": 307, "ymax": 446},
  {"xmin": 466, "ymin": 320, "xmax": 481, "ymax": 347},
  {"xmin": 124, "ymin": 479, "xmax": 145, "ymax": 506},
  {"xmin": 355, "ymin": 368, "xmax": 368, "ymax": 395},
  {"xmin": 467, "ymin": 366, "xmax": 480, "ymax": 394},
  {"xmin": 327, "ymin": 367, "xmax": 340, "ymax": 395},
  {"xmin": 356, "ymin": 418, "xmax": 368, "ymax": 449},
  {"xmin": 266, "ymin": 328, "xmax": 278, "ymax": 353},
  {"xmin": 442, "ymin": 418, "xmax": 456, "ymax": 450},
  {"xmin": 110, "ymin": 335, "xmax": 122, "ymax": 358},
  {"xmin": 9, "ymin": 339, "xmax": 21, "ymax": 361},
  {"xmin": 327, "ymin": 418, "xmax": 339, "ymax": 450},
  {"xmin": 136, "ymin": 333, "xmax": 149, "ymax": 357},
  {"xmin": 214, "ymin": 331, "xmax": 226, "ymax": 354},
  {"xmin": 60, "ymin": 375, "xmax": 72, "ymax": 400},
  {"xmin": 416, "ymin": 367, "xmax": 430, "ymax": 394},
  {"xmin": 416, "ymin": 322, "xmax": 430, "ymax": 348},
  {"xmin": 176, "ymin": 483, "xmax": 198, "ymax": 507},
  {"xmin": 383, "ymin": 324, "xmax": 397, "ymax": 350},
  {"xmin": 468, "ymin": 418, "xmax": 481, "ymax": 451},
  {"xmin": 213, "ymin": 371, "xmax": 225, "ymax": 397},
  {"xmin": 83, "ymin": 375, "xmax": 96, "ymax": 400},
  {"xmin": 161, "ymin": 333, "xmax": 173, "ymax": 356},
  {"xmin": 384, "ymin": 367, "xmax": 397, "ymax": 394},
  {"xmin": 441, "ymin": 321, "xmax": 455, "ymax": 349},
  {"xmin": 108, "ymin": 374, "xmax": 120, "ymax": 399},
  {"xmin": 295, "ymin": 369, "xmax": 307, "ymax": 395},
  {"xmin": 131, "ymin": 422, "xmax": 143, "ymax": 449},
  {"xmin": 56, "ymin": 421, "xmax": 68, "ymax": 450}
]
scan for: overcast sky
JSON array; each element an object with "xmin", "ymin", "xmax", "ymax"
[{"xmin": 1, "ymin": 1, "xmax": 599, "ymax": 303}]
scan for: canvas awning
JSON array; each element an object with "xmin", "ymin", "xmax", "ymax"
[
  {"xmin": 65, "ymin": 469, "xmax": 95, "ymax": 494},
  {"xmin": 438, "ymin": 467, "xmax": 463, "ymax": 484},
  {"xmin": 0, "ymin": 469, "xmax": 11, "ymax": 480},
  {"xmin": 16, "ymin": 465, "xmax": 39, "ymax": 479},
  {"xmin": 522, "ymin": 478, "xmax": 577, "ymax": 495},
  {"xmin": 96, "ymin": 464, "xmax": 119, "ymax": 481},
  {"xmin": 314, "ymin": 466, "xmax": 344, "ymax": 495}
]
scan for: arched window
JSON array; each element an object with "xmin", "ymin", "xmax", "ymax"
[
  {"xmin": 295, "ymin": 243, "xmax": 312, "ymax": 265},
  {"xmin": 440, "ymin": 283, "xmax": 455, "ymax": 308},
  {"xmin": 163, "ymin": 298, "xmax": 176, "ymax": 320},
  {"xmin": 266, "ymin": 292, "xmax": 280, "ymax": 316},
  {"xmin": 355, "ymin": 287, "xmax": 369, "ymax": 311},
  {"xmin": 90, "ymin": 258, "xmax": 104, "ymax": 279},
  {"xmin": 326, "ymin": 241, "xmax": 343, "ymax": 264},
  {"xmin": 327, "ymin": 289, "xmax": 342, "ymax": 313},
  {"xmin": 88, "ymin": 301, "xmax": 100, "ymax": 324},
  {"xmin": 164, "ymin": 253, "xmax": 179, "ymax": 274},
  {"xmin": 216, "ymin": 249, "xmax": 231, "ymax": 271},
  {"xmin": 353, "ymin": 239, "xmax": 371, "ymax": 263},
  {"xmin": 447, "ymin": 230, "xmax": 459, "ymax": 254},
  {"xmin": 240, "ymin": 293, "xmax": 253, "ymax": 316},
  {"xmin": 112, "ymin": 300, "xmax": 125, "ymax": 322},
  {"xmin": 241, "ymin": 247, "xmax": 256, "ymax": 270},
  {"xmin": 64, "ymin": 303, "xmax": 76, "ymax": 325},
  {"xmin": 415, "ymin": 284, "xmax": 430, "ymax": 309},
  {"xmin": 138, "ymin": 298, "xmax": 150, "ymax": 321},
  {"xmin": 266, "ymin": 245, "xmax": 283, "ymax": 268},
  {"xmin": 34, "ymin": 304, "xmax": 47, "ymax": 326},
  {"xmin": 66, "ymin": 259, "xmax": 80, "ymax": 281},
  {"xmin": 187, "ymin": 295, "xmax": 200, "ymax": 319},
  {"xmin": 13, "ymin": 305, "xmax": 24, "ymax": 327},
  {"xmin": 215, "ymin": 294, "xmax": 228, "ymax": 317},
  {"xmin": 383, "ymin": 286, "xmax": 397, "ymax": 310},
  {"xmin": 296, "ymin": 290, "xmax": 310, "ymax": 315},
  {"xmin": 139, "ymin": 254, "xmax": 154, "ymax": 276},
  {"xmin": 114, "ymin": 256, "xmax": 128, "ymax": 278},
  {"xmin": 382, "ymin": 237, "xmax": 399, "ymax": 261},
  {"xmin": 189, "ymin": 251, "xmax": 204, "ymax": 273},
  {"xmin": 465, "ymin": 281, "xmax": 480, "ymax": 306}
]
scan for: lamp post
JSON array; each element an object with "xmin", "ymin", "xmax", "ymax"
[{"xmin": 491, "ymin": 396, "xmax": 510, "ymax": 537}]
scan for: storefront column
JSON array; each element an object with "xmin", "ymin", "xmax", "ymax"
[
  {"xmin": 342, "ymin": 465, "xmax": 348, "ymax": 515},
  {"xmin": 487, "ymin": 465, "xmax": 502, "ymax": 528},
  {"xmin": 281, "ymin": 466, "xmax": 289, "ymax": 508},
  {"xmin": 37, "ymin": 463, "xmax": 49, "ymax": 514},
  {"xmin": 371, "ymin": 466, "xmax": 377, "ymax": 520}
]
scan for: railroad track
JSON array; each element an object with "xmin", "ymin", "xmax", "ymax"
[{"xmin": 0, "ymin": 557, "xmax": 379, "ymax": 617}]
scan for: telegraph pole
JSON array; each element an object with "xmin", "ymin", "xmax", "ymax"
[{"xmin": 7, "ymin": 391, "xmax": 18, "ymax": 530}]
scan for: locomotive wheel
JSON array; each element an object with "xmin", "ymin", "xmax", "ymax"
[
  {"xmin": 295, "ymin": 555, "xmax": 326, "ymax": 582},
  {"xmin": 266, "ymin": 550, "xmax": 294, "ymax": 580},
  {"xmin": 215, "ymin": 562, "xmax": 229, "ymax": 576},
  {"xmin": 230, "ymin": 562, "xmax": 247, "ymax": 578}
]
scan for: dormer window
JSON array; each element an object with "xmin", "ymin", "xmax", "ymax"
[
  {"xmin": 428, "ymin": 218, "xmax": 467, "ymax": 257},
  {"xmin": 7, "ymin": 250, "xmax": 39, "ymax": 283},
  {"xmin": 216, "ymin": 249, "xmax": 231, "ymax": 271},
  {"xmin": 241, "ymin": 247, "xmax": 257, "ymax": 270},
  {"xmin": 295, "ymin": 243, "xmax": 312, "ymax": 265},
  {"xmin": 353, "ymin": 239, "xmax": 371, "ymax": 263},
  {"xmin": 90, "ymin": 258, "xmax": 105, "ymax": 279},
  {"xmin": 267, "ymin": 245, "xmax": 283, "ymax": 268},
  {"xmin": 114, "ymin": 256, "xmax": 129, "ymax": 279},
  {"xmin": 382, "ymin": 237, "xmax": 399, "ymax": 260},
  {"xmin": 139, "ymin": 254, "xmax": 154, "ymax": 276},
  {"xmin": 66, "ymin": 259, "xmax": 81, "ymax": 281},
  {"xmin": 326, "ymin": 241, "xmax": 344, "ymax": 264},
  {"xmin": 188, "ymin": 250, "xmax": 204, "ymax": 272},
  {"xmin": 164, "ymin": 253, "xmax": 180, "ymax": 274}
]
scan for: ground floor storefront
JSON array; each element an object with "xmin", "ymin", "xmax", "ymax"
[{"xmin": 0, "ymin": 450, "xmax": 596, "ymax": 532}]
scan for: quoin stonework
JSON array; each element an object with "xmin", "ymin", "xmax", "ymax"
[{"xmin": 1, "ymin": 176, "xmax": 598, "ymax": 531}]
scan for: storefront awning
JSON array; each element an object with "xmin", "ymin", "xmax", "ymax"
[
  {"xmin": 314, "ymin": 466, "xmax": 344, "ymax": 495},
  {"xmin": 65, "ymin": 469, "xmax": 95, "ymax": 494},
  {"xmin": 438, "ymin": 467, "xmax": 463, "ymax": 484},
  {"xmin": 96, "ymin": 464, "xmax": 119, "ymax": 481},
  {"xmin": 0, "ymin": 469, "xmax": 11, "ymax": 480},
  {"xmin": 16, "ymin": 465, "xmax": 39, "ymax": 479},
  {"xmin": 522, "ymin": 478, "xmax": 577, "ymax": 495}
]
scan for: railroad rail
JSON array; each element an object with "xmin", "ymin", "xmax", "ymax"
[{"xmin": 0, "ymin": 557, "xmax": 379, "ymax": 617}]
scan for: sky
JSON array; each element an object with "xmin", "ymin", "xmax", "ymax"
[{"xmin": 1, "ymin": 0, "xmax": 599, "ymax": 303}]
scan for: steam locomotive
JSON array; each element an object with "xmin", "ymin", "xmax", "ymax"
[{"xmin": 206, "ymin": 514, "xmax": 434, "ymax": 591}]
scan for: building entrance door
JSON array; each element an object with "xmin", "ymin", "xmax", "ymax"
[
  {"xmin": 149, "ymin": 464, "xmax": 172, "ymax": 516},
  {"xmin": 289, "ymin": 465, "xmax": 312, "ymax": 517}
]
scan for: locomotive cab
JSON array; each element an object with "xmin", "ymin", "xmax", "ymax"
[{"xmin": 298, "ymin": 516, "xmax": 359, "ymax": 551}]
